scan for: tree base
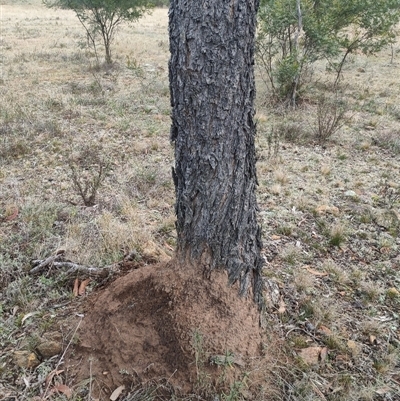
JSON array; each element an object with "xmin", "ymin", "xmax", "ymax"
[{"xmin": 65, "ymin": 260, "xmax": 266, "ymax": 399}]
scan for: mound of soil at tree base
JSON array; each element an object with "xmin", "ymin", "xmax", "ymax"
[{"xmin": 65, "ymin": 261, "xmax": 268, "ymax": 399}]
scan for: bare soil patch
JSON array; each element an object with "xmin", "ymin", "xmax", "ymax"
[{"xmin": 66, "ymin": 261, "xmax": 264, "ymax": 399}]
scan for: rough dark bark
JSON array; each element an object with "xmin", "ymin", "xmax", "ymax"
[{"xmin": 169, "ymin": 0, "xmax": 263, "ymax": 305}]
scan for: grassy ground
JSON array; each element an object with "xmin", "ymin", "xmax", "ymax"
[{"xmin": 0, "ymin": 1, "xmax": 399, "ymax": 400}]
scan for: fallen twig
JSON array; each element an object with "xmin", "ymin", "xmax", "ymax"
[
  {"xmin": 30, "ymin": 254, "xmax": 64, "ymax": 274},
  {"xmin": 29, "ymin": 255, "xmax": 120, "ymax": 278},
  {"xmin": 59, "ymin": 261, "xmax": 119, "ymax": 278}
]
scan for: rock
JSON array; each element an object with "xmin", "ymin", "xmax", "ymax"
[
  {"xmin": 387, "ymin": 287, "xmax": 399, "ymax": 298},
  {"xmin": 318, "ymin": 325, "xmax": 332, "ymax": 336},
  {"xmin": 36, "ymin": 341, "xmax": 62, "ymax": 359},
  {"xmin": 299, "ymin": 347, "xmax": 323, "ymax": 365},
  {"xmin": 13, "ymin": 351, "xmax": 40, "ymax": 369},
  {"xmin": 36, "ymin": 332, "xmax": 63, "ymax": 358},
  {"xmin": 315, "ymin": 205, "xmax": 340, "ymax": 216},
  {"xmin": 344, "ymin": 190, "xmax": 358, "ymax": 198}
]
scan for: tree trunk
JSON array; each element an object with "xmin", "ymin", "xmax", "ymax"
[
  {"xmin": 169, "ymin": 0, "xmax": 264, "ymax": 305},
  {"xmin": 103, "ymin": 32, "xmax": 112, "ymax": 65}
]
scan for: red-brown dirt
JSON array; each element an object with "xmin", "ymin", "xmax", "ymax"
[{"xmin": 65, "ymin": 261, "xmax": 266, "ymax": 399}]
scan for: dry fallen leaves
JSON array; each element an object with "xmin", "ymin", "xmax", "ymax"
[
  {"xmin": 73, "ymin": 278, "xmax": 79, "ymax": 297},
  {"xmin": 49, "ymin": 384, "xmax": 72, "ymax": 399},
  {"xmin": 278, "ymin": 296, "xmax": 286, "ymax": 314},
  {"xmin": 78, "ymin": 278, "xmax": 91, "ymax": 295},
  {"xmin": 375, "ymin": 386, "xmax": 392, "ymax": 395},
  {"xmin": 319, "ymin": 347, "xmax": 328, "ymax": 362},
  {"xmin": 73, "ymin": 278, "xmax": 91, "ymax": 296},
  {"xmin": 302, "ymin": 265, "xmax": 329, "ymax": 277},
  {"xmin": 318, "ymin": 325, "xmax": 332, "ymax": 336},
  {"xmin": 110, "ymin": 385, "xmax": 125, "ymax": 400},
  {"xmin": 21, "ymin": 312, "xmax": 39, "ymax": 325},
  {"xmin": 45, "ymin": 369, "xmax": 64, "ymax": 388}
]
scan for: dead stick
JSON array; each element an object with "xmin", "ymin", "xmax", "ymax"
[
  {"xmin": 30, "ymin": 260, "xmax": 120, "ymax": 278},
  {"xmin": 29, "ymin": 254, "xmax": 63, "ymax": 274}
]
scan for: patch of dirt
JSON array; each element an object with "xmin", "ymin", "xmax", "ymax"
[{"xmin": 66, "ymin": 261, "xmax": 264, "ymax": 399}]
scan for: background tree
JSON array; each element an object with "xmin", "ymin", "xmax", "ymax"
[
  {"xmin": 330, "ymin": 0, "xmax": 400, "ymax": 86},
  {"xmin": 152, "ymin": 0, "xmax": 169, "ymax": 5},
  {"xmin": 169, "ymin": 0, "xmax": 264, "ymax": 305},
  {"xmin": 257, "ymin": 0, "xmax": 400, "ymax": 105},
  {"xmin": 44, "ymin": 0, "xmax": 153, "ymax": 64}
]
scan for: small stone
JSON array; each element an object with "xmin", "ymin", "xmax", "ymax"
[
  {"xmin": 344, "ymin": 190, "xmax": 357, "ymax": 198},
  {"xmin": 315, "ymin": 205, "xmax": 340, "ymax": 216},
  {"xmin": 299, "ymin": 347, "xmax": 322, "ymax": 365},
  {"xmin": 318, "ymin": 325, "xmax": 332, "ymax": 336},
  {"xmin": 36, "ymin": 340, "xmax": 62, "ymax": 358},
  {"xmin": 13, "ymin": 351, "xmax": 40, "ymax": 369},
  {"xmin": 387, "ymin": 287, "xmax": 399, "ymax": 298},
  {"xmin": 36, "ymin": 332, "xmax": 63, "ymax": 358}
]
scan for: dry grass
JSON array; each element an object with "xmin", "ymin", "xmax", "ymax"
[{"xmin": 1, "ymin": 1, "xmax": 400, "ymax": 401}]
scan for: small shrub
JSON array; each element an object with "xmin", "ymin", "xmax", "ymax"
[
  {"xmin": 68, "ymin": 145, "xmax": 110, "ymax": 206},
  {"xmin": 265, "ymin": 127, "xmax": 281, "ymax": 159},
  {"xmin": 311, "ymin": 95, "xmax": 348, "ymax": 143},
  {"xmin": 373, "ymin": 130, "xmax": 400, "ymax": 154},
  {"xmin": 276, "ymin": 119, "xmax": 309, "ymax": 143}
]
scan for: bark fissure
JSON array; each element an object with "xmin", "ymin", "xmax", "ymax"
[{"xmin": 169, "ymin": 0, "xmax": 263, "ymax": 304}]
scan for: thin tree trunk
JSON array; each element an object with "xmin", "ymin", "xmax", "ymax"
[
  {"xmin": 169, "ymin": 0, "xmax": 264, "ymax": 305},
  {"xmin": 291, "ymin": 0, "xmax": 302, "ymax": 107}
]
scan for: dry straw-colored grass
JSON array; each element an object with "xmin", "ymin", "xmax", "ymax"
[{"xmin": 1, "ymin": 1, "xmax": 400, "ymax": 400}]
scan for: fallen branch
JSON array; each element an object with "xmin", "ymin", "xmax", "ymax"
[
  {"xmin": 30, "ymin": 254, "xmax": 120, "ymax": 279},
  {"xmin": 30, "ymin": 254, "xmax": 64, "ymax": 275},
  {"xmin": 30, "ymin": 250, "xmax": 145, "ymax": 280},
  {"xmin": 53, "ymin": 261, "xmax": 118, "ymax": 278}
]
